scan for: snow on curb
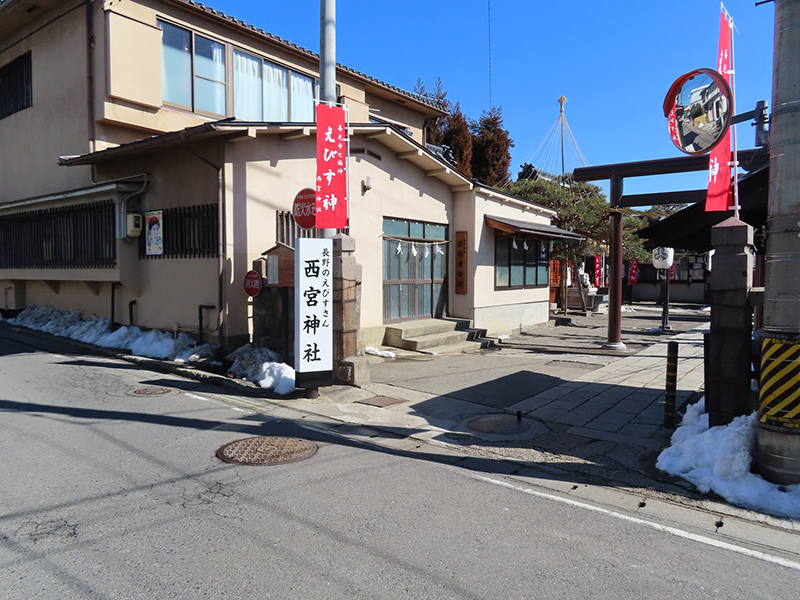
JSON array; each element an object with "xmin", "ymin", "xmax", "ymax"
[
  {"xmin": 657, "ymin": 397, "xmax": 800, "ymax": 519},
  {"xmin": 3, "ymin": 306, "xmax": 295, "ymax": 395}
]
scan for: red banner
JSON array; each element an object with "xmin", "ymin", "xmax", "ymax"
[
  {"xmin": 315, "ymin": 104, "xmax": 348, "ymax": 228},
  {"xmin": 629, "ymin": 259, "xmax": 639, "ymax": 285},
  {"xmin": 594, "ymin": 254, "xmax": 602, "ymax": 287},
  {"xmin": 669, "ymin": 264, "xmax": 677, "ymax": 281},
  {"xmin": 706, "ymin": 10, "xmax": 733, "ymax": 212}
]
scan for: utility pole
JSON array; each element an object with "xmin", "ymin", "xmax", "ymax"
[
  {"xmin": 756, "ymin": 0, "xmax": 800, "ymax": 485},
  {"xmin": 320, "ymin": 0, "xmax": 337, "ymax": 240}
]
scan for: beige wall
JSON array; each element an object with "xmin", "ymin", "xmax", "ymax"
[{"xmin": 0, "ymin": 2, "xmax": 92, "ymax": 203}]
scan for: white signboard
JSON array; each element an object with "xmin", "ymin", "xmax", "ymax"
[{"xmin": 294, "ymin": 238, "xmax": 333, "ymax": 387}]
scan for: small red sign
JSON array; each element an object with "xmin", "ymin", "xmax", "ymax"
[
  {"xmin": 293, "ymin": 188, "xmax": 317, "ymax": 230},
  {"xmin": 243, "ymin": 270, "xmax": 262, "ymax": 297}
]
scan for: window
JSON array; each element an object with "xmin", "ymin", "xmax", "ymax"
[
  {"xmin": 139, "ymin": 204, "xmax": 218, "ymax": 259},
  {"xmin": 495, "ymin": 235, "xmax": 549, "ymax": 288},
  {"xmin": 0, "ymin": 52, "xmax": 32, "ymax": 121},
  {"xmin": 159, "ymin": 20, "xmax": 226, "ymax": 115},
  {"xmin": 0, "ymin": 200, "xmax": 116, "ymax": 269},
  {"xmin": 234, "ymin": 49, "xmax": 316, "ymax": 122}
]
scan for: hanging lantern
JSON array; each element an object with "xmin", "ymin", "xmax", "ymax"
[{"xmin": 652, "ymin": 247, "xmax": 674, "ymax": 270}]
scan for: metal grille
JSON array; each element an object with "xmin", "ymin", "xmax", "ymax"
[
  {"xmin": 139, "ymin": 204, "xmax": 218, "ymax": 259},
  {"xmin": 0, "ymin": 200, "xmax": 116, "ymax": 269}
]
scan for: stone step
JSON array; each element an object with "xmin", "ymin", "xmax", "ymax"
[
  {"xmin": 384, "ymin": 319, "xmax": 458, "ymax": 346},
  {"xmin": 398, "ymin": 329, "xmax": 471, "ymax": 351},
  {"xmin": 417, "ymin": 340, "xmax": 485, "ymax": 355}
]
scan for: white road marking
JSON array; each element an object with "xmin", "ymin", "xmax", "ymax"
[{"xmin": 472, "ymin": 473, "xmax": 800, "ymax": 572}]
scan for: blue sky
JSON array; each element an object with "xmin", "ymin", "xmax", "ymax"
[{"xmin": 208, "ymin": 0, "xmax": 775, "ymax": 196}]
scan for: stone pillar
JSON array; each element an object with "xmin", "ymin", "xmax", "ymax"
[
  {"xmin": 706, "ymin": 217, "xmax": 754, "ymax": 427},
  {"xmin": 332, "ymin": 234, "xmax": 369, "ymax": 385}
]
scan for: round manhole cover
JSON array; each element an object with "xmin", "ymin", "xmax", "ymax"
[
  {"xmin": 216, "ymin": 436, "xmax": 317, "ymax": 466},
  {"xmin": 128, "ymin": 387, "xmax": 175, "ymax": 397},
  {"xmin": 466, "ymin": 414, "xmax": 532, "ymax": 435}
]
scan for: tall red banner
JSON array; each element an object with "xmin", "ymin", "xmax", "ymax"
[
  {"xmin": 315, "ymin": 104, "xmax": 348, "ymax": 228},
  {"xmin": 706, "ymin": 10, "xmax": 733, "ymax": 212}
]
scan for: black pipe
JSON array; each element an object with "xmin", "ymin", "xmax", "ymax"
[
  {"xmin": 665, "ymin": 341, "xmax": 679, "ymax": 428},
  {"xmin": 198, "ymin": 305, "xmax": 215, "ymax": 345},
  {"xmin": 110, "ymin": 283, "xmax": 120, "ymax": 331},
  {"xmin": 129, "ymin": 300, "xmax": 137, "ymax": 326}
]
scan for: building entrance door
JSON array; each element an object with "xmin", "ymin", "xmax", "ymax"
[{"xmin": 382, "ymin": 218, "xmax": 447, "ymax": 322}]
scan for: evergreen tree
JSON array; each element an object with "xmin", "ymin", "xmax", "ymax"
[
  {"xmin": 442, "ymin": 102, "xmax": 473, "ymax": 177},
  {"xmin": 471, "ymin": 106, "xmax": 514, "ymax": 187}
]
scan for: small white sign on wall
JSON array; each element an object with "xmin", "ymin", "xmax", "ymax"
[{"xmin": 294, "ymin": 238, "xmax": 333, "ymax": 388}]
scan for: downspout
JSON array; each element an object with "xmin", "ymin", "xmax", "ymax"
[
  {"xmin": 179, "ymin": 132, "xmax": 226, "ymax": 349},
  {"xmin": 85, "ymin": 0, "xmax": 96, "ymax": 155}
]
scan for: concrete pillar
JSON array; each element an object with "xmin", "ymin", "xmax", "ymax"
[
  {"xmin": 706, "ymin": 217, "xmax": 754, "ymax": 427},
  {"xmin": 756, "ymin": 0, "xmax": 800, "ymax": 484},
  {"xmin": 332, "ymin": 234, "xmax": 369, "ymax": 385}
]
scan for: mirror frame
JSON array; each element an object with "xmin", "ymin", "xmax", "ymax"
[{"xmin": 663, "ymin": 68, "xmax": 733, "ymax": 155}]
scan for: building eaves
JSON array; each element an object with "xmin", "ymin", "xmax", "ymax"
[{"xmin": 166, "ymin": 0, "xmax": 444, "ymax": 114}]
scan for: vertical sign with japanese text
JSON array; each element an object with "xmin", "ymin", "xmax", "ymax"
[
  {"xmin": 315, "ymin": 104, "xmax": 349, "ymax": 228},
  {"xmin": 294, "ymin": 238, "xmax": 333, "ymax": 388},
  {"xmin": 455, "ymin": 232, "xmax": 467, "ymax": 294},
  {"xmin": 629, "ymin": 259, "xmax": 639, "ymax": 285},
  {"xmin": 706, "ymin": 9, "xmax": 733, "ymax": 212}
]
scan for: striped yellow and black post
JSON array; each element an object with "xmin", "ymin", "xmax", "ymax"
[{"xmin": 758, "ymin": 336, "xmax": 800, "ymax": 433}]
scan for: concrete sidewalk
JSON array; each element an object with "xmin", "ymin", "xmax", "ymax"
[{"xmin": 273, "ymin": 324, "xmax": 707, "ymax": 491}]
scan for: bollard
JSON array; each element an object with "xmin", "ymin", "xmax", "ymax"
[{"xmin": 664, "ymin": 341, "xmax": 678, "ymax": 428}]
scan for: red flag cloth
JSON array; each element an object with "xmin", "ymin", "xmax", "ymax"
[
  {"xmin": 706, "ymin": 10, "xmax": 733, "ymax": 212},
  {"xmin": 315, "ymin": 104, "xmax": 349, "ymax": 228},
  {"xmin": 594, "ymin": 254, "xmax": 602, "ymax": 287},
  {"xmin": 629, "ymin": 259, "xmax": 639, "ymax": 285},
  {"xmin": 669, "ymin": 264, "xmax": 677, "ymax": 281}
]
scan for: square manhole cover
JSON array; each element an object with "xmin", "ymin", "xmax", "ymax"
[{"xmin": 355, "ymin": 396, "xmax": 407, "ymax": 408}]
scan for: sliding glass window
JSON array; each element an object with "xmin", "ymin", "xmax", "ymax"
[{"xmin": 159, "ymin": 20, "xmax": 226, "ymax": 116}]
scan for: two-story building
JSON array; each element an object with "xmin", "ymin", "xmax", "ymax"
[{"xmin": 0, "ymin": 0, "xmax": 580, "ymax": 353}]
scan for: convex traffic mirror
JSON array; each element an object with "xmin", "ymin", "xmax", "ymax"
[{"xmin": 663, "ymin": 68, "xmax": 732, "ymax": 155}]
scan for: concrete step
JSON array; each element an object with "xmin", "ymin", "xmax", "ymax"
[
  {"xmin": 417, "ymin": 340, "xmax": 485, "ymax": 355},
  {"xmin": 399, "ymin": 329, "xmax": 471, "ymax": 351},
  {"xmin": 384, "ymin": 319, "xmax": 458, "ymax": 347}
]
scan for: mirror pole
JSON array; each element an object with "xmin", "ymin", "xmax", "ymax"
[{"xmin": 604, "ymin": 174, "xmax": 626, "ymax": 350}]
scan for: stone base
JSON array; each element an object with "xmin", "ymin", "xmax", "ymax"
[{"xmin": 335, "ymin": 355, "xmax": 371, "ymax": 386}]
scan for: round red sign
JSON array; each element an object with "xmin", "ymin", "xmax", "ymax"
[
  {"xmin": 243, "ymin": 270, "xmax": 262, "ymax": 297},
  {"xmin": 293, "ymin": 188, "xmax": 316, "ymax": 229}
]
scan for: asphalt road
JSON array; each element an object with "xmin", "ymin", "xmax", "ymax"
[{"xmin": 1, "ymin": 329, "xmax": 798, "ymax": 599}]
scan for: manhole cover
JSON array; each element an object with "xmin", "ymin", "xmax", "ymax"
[
  {"xmin": 128, "ymin": 387, "xmax": 175, "ymax": 396},
  {"xmin": 216, "ymin": 436, "xmax": 317, "ymax": 466},
  {"xmin": 466, "ymin": 414, "xmax": 532, "ymax": 435}
]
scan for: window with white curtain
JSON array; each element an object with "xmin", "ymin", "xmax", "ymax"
[
  {"xmin": 263, "ymin": 61, "xmax": 288, "ymax": 121},
  {"xmin": 290, "ymin": 72, "xmax": 315, "ymax": 121},
  {"xmin": 159, "ymin": 21, "xmax": 318, "ymax": 122},
  {"xmin": 232, "ymin": 50, "xmax": 315, "ymax": 122},
  {"xmin": 233, "ymin": 50, "xmax": 262, "ymax": 120},
  {"xmin": 194, "ymin": 35, "xmax": 226, "ymax": 115}
]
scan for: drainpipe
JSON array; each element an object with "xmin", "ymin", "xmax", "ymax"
[
  {"xmin": 128, "ymin": 299, "xmax": 137, "ymax": 326},
  {"xmin": 180, "ymin": 133, "xmax": 226, "ymax": 349},
  {"xmin": 110, "ymin": 282, "xmax": 121, "ymax": 330},
  {"xmin": 85, "ymin": 0, "xmax": 96, "ymax": 155}
]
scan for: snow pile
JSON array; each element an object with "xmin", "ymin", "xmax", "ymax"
[
  {"xmin": 226, "ymin": 344, "xmax": 295, "ymax": 394},
  {"xmin": 365, "ymin": 346, "xmax": 395, "ymax": 359},
  {"xmin": 657, "ymin": 398, "xmax": 800, "ymax": 519},
  {"xmin": 4, "ymin": 306, "xmax": 296, "ymax": 395},
  {"xmin": 621, "ymin": 306, "xmax": 636, "ymax": 313},
  {"xmin": 497, "ymin": 335, "xmax": 511, "ymax": 342},
  {"xmin": 7, "ymin": 306, "xmax": 211, "ymax": 361}
]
